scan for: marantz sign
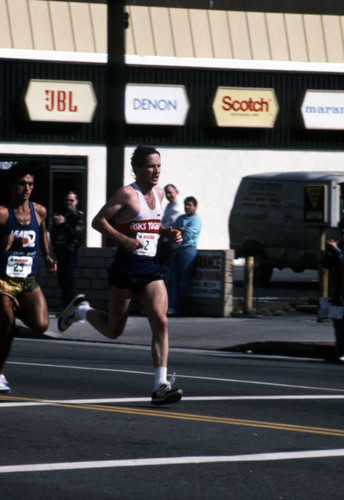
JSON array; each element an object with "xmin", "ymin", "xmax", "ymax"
[
  {"xmin": 212, "ymin": 87, "xmax": 279, "ymax": 128},
  {"xmin": 125, "ymin": 84, "xmax": 190, "ymax": 126},
  {"xmin": 301, "ymin": 90, "xmax": 344, "ymax": 130}
]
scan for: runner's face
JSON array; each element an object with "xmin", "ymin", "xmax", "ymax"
[
  {"xmin": 138, "ymin": 153, "xmax": 161, "ymax": 187},
  {"xmin": 11, "ymin": 174, "xmax": 34, "ymax": 201}
]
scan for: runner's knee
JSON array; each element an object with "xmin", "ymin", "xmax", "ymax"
[
  {"xmin": 106, "ymin": 324, "xmax": 125, "ymax": 339},
  {"xmin": 105, "ymin": 316, "xmax": 127, "ymax": 339},
  {"xmin": 150, "ymin": 312, "xmax": 168, "ymax": 333},
  {"xmin": 31, "ymin": 318, "xmax": 49, "ymax": 334}
]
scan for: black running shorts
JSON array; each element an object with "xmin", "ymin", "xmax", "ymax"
[{"xmin": 108, "ymin": 269, "xmax": 163, "ymax": 293}]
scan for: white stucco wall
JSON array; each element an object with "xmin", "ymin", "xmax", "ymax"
[
  {"xmin": 124, "ymin": 146, "xmax": 344, "ymax": 250},
  {"xmin": 5, "ymin": 143, "xmax": 344, "ymax": 252}
]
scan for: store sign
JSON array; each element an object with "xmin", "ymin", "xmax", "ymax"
[
  {"xmin": 24, "ymin": 79, "xmax": 97, "ymax": 123},
  {"xmin": 301, "ymin": 90, "xmax": 344, "ymax": 129},
  {"xmin": 125, "ymin": 84, "xmax": 189, "ymax": 125},
  {"xmin": 304, "ymin": 184, "xmax": 328, "ymax": 224},
  {"xmin": 212, "ymin": 87, "xmax": 279, "ymax": 128},
  {"xmin": 189, "ymin": 251, "xmax": 223, "ymax": 299}
]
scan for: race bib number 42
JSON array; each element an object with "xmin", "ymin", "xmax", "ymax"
[
  {"xmin": 134, "ymin": 232, "xmax": 160, "ymax": 257},
  {"xmin": 6, "ymin": 255, "xmax": 33, "ymax": 278}
]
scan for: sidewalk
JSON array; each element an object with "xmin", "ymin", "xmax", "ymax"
[{"xmin": 16, "ymin": 311, "xmax": 336, "ymax": 361}]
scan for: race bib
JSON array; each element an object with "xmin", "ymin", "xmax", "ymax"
[
  {"xmin": 134, "ymin": 232, "xmax": 160, "ymax": 257},
  {"xmin": 6, "ymin": 255, "xmax": 33, "ymax": 278}
]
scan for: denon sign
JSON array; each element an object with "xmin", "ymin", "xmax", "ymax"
[
  {"xmin": 125, "ymin": 84, "xmax": 190, "ymax": 126},
  {"xmin": 212, "ymin": 87, "xmax": 279, "ymax": 128}
]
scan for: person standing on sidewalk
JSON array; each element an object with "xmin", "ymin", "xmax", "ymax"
[
  {"xmin": 51, "ymin": 191, "xmax": 85, "ymax": 308},
  {"xmin": 323, "ymin": 219, "xmax": 344, "ymax": 362},
  {"xmin": 158, "ymin": 184, "xmax": 184, "ymax": 267},
  {"xmin": 167, "ymin": 196, "xmax": 202, "ymax": 316},
  {"xmin": 0, "ymin": 162, "xmax": 57, "ymax": 392},
  {"xmin": 58, "ymin": 146, "xmax": 183, "ymax": 405}
]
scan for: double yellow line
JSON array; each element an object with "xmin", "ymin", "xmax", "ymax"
[{"xmin": 2, "ymin": 394, "xmax": 344, "ymax": 437}]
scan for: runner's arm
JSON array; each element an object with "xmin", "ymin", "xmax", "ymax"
[
  {"xmin": 0, "ymin": 206, "xmax": 13, "ymax": 252},
  {"xmin": 36, "ymin": 204, "xmax": 57, "ymax": 273},
  {"xmin": 92, "ymin": 189, "xmax": 144, "ymax": 252}
]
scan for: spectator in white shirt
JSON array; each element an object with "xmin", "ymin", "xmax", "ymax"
[{"xmin": 159, "ymin": 184, "xmax": 184, "ymax": 267}]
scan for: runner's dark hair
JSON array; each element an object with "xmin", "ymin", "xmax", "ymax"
[
  {"xmin": 7, "ymin": 161, "xmax": 36, "ymax": 185},
  {"xmin": 131, "ymin": 146, "xmax": 160, "ymax": 169}
]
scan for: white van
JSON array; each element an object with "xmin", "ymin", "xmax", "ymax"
[{"xmin": 229, "ymin": 171, "xmax": 344, "ymax": 283}]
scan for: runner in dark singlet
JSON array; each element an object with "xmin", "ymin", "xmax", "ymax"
[{"xmin": 0, "ymin": 162, "xmax": 57, "ymax": 393}]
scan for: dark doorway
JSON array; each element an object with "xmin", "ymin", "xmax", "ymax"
[
  {"xmin": 50, "ymin": 166, "xmax": 87, "ymax": 245},
  {"xmin": 0, "ymin": 155, "xmax": 87, "ymax": 245}
]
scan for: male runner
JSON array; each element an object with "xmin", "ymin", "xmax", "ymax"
[
  {"xmin": 58, "ymin": 146, "xmax": 183, "ymax": 405},
  {"xmin": 0, "ymin": 162, "xmax": 57, "ymax": 392}
]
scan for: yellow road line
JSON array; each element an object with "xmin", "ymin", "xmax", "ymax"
[{"xmin": 2, "ymin": 394, "xmax": 344, "ymax": 437}]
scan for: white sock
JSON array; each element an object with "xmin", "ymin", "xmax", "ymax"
[
  {"xmin": 154, "ymin": 366, "xmax": 168, "ymax": 390},
  {"xmin": 75, "ymin": 303, "xmax": 91, "ymax": 321}
]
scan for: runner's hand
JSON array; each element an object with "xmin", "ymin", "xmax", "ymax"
[
  {"xmin": 123, "ymin": 236, "xmax": 144, "ymax": 253},
  {"xmin": 165, "ymin": 227, "xmax": 183, "ymax": 245},
  {"xmin": 45, "ymin": 255, "xmax": 57, "ymax": 274}
]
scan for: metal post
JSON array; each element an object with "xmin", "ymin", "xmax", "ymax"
[
  {"xmin": 244, "ymin": 256, "xmax": 254, "ymax": 314},
  {"xmin": 318, "ymin": 226, "xmax": 329, "ymax": 298},
  {"xmin": 106, "ymin": 1, "xmax": 126, "ymax": 201}
]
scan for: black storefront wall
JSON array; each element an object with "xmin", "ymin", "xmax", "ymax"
[
  {"xmin": 125, "ymin": 65, "xmax": 344, "ymax": 151},
  {"xmin": 0, "ymin": 59, "xmax": 107, "ymax": 144},
  {"xmin": 0, "ymin": 58, "xmax": 344, "ymax": 150}
]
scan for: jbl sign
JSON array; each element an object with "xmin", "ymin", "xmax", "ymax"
[
  {"xmin": 45, "ymin": 90, "xmax": 78, "ymax": 113},
  {"xmin": 24, "ymin": 79, "xmax": 97, "ymax": 123}
]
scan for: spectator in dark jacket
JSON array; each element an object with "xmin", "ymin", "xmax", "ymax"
[
  {"xmin": 51, "ymin": 191, "xmax": 85, "ymax": 308},
  {"xmin": 323, "ymin": 219, "xmax": 344, "ymax": 361}
]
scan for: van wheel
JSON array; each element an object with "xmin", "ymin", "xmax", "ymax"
[{"xmin": 254, "ymin": 259, "xmax": 273, "ymax": 285}]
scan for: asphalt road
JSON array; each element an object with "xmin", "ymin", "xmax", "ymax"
[{"xmin": 2, "ymin": 337, "xmax": 344, "ymax": 499}]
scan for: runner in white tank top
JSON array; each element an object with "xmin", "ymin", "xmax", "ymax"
[
  {"xmin": 58, "ymin": 146, "xmax": 183, "ymax": 405},
  {"xmin": 111, "ymin": 182, "xmax": 162, "ymax": 275}
]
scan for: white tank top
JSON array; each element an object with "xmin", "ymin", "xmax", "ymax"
[
  {"xmin": 116, "ymin": 182, "xmax": 162, "ymax": 257},
  {"xmin": 131, "ymin": 182, "xmax": 162, "ymax": 222}
]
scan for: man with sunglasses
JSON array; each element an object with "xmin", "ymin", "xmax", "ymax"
[
  {"xmin": 51, "ymin": 191, "xmax": 85, "ymax": 308},
  {"xmin": 0, "ymin": 162, "xmax": 56, "ymax": 393}
]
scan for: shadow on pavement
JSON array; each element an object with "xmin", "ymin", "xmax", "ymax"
[{"xmin": 224, "ymin": 341, "xmax": 336, "ymax": 361}]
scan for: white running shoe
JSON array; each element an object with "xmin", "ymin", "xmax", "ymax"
[
  {"xmin": 0, "ymin": 374, "xmax": 11, "ymax": 393},
  {"xmin": 58, "ymin": 294, "xmax": 89, "ymax": 332}
]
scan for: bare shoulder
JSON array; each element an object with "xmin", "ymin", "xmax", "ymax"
[
  {"xmin": 93, "ymin": 184, "xmax": 137, "ymax": 223},
  {"xmin": 103, "ymin": 184, "xmax": 135, "ymax": 209},
  {"xmin": 33, "ymin": 202, "xmax": 47, "ymax": 221},
  {"xmin": 117, "ymin": 184, "xmax": 136, "ymax": 203},
  {"xmin": 0, "ymin": 205, "xmax": 9, "ymax": 226},
  {"xmin": 155, "ymin": 186, "xmax": 164, "ymax": 202}
]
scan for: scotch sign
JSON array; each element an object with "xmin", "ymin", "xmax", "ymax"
[{"xmin": 212, "ymin": 87, "xmax": 279, "ymax": 128}]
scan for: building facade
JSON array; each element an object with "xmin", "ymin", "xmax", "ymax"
[{"xmin": 1, "ymin": 1, "xmax": 344, "ymax": 251}]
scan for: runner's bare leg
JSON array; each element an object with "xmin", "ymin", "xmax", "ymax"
[{"xmin": 85, "ymin": 286, "xmax": 133, "ymax": 340}]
